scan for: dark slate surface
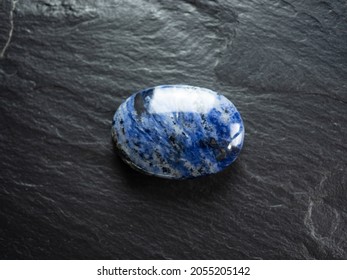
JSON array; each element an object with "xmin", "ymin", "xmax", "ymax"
[{"xmin": 0, "ymin": 0, "xmax": 346, "ymax": 259}]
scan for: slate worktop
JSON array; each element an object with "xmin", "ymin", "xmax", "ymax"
[{"xmin": 0, "ymin": 0, "xmax": 346, "ymax": 259}]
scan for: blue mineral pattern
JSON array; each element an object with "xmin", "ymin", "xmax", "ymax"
[{"xmin": 112, "ymin": 85, "xmax": 244, "ymax": 179}]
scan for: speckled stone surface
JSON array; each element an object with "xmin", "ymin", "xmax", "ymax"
[{"xmin": 112, "ymin": 85, "xmax": 244, "ymax": 179}]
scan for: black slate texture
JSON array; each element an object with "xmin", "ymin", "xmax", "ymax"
[{"xmin": 0, "ymin": 0, "xmax": 346, "ymax": 259}]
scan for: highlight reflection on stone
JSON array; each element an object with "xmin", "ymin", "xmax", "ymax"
[{"xmin": 112, "ymin": 85, "xmax": 245, "ymax": 179}]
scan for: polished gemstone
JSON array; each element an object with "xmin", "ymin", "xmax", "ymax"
[{"xmin": 112, "ymin": 85, "xmax": 244, "ymax": 179}]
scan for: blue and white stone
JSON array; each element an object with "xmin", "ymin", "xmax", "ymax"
[{"xmin": 112, "ymin": 85, "xmax": 244, "ymax": 179}]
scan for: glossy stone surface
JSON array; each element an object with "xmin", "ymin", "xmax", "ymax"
[{"xmin": 112, "ymin": 85, "xmax": 244, "ymax": 179}]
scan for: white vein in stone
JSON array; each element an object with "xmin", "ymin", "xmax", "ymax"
[
  {"xmin": 150, "ymin": 86, "xmax": 216, "ymax": 114},
  {"xmin": 0, "ymin": 0, "xmax": 18, "ymax": 59}
]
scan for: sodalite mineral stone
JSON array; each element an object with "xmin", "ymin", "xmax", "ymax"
[{"xmin": 112, "ymin": 85, "xmax": 244, "ymax": 179}]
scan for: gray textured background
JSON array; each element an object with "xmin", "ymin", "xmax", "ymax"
[{"xmin": 0, "ymin": 0, "xmax": 346, "ymax": 259}]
